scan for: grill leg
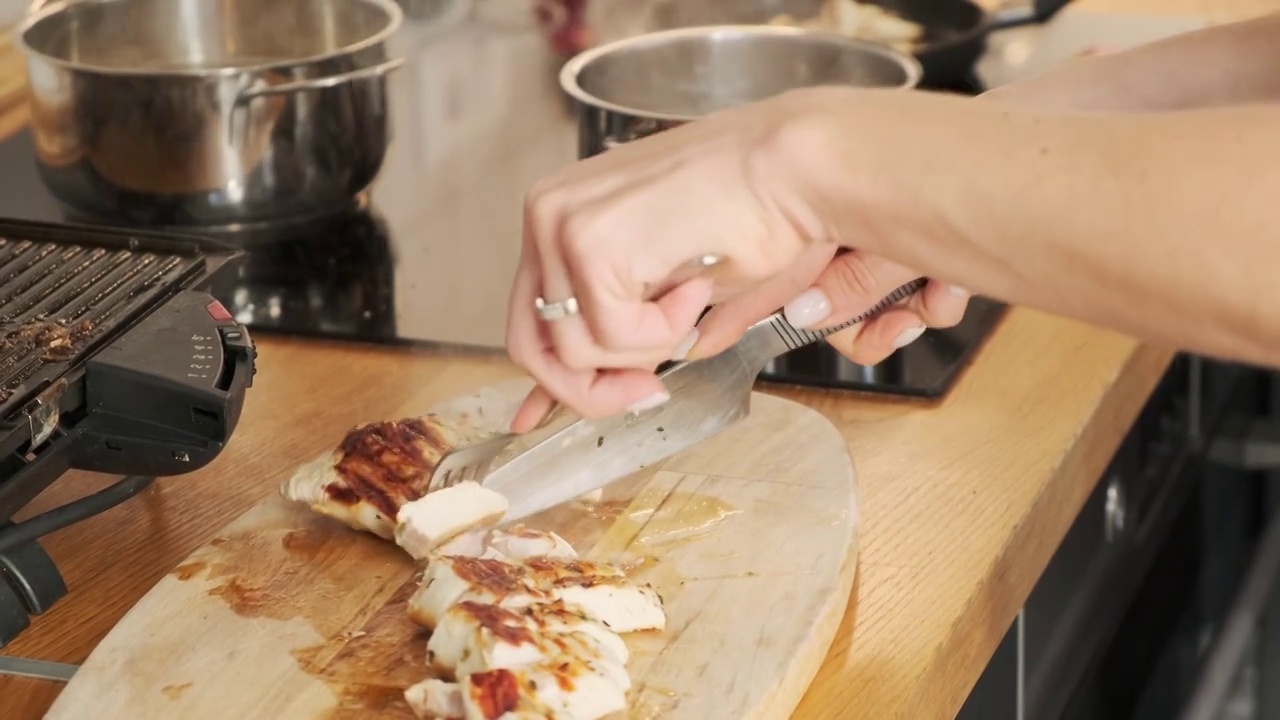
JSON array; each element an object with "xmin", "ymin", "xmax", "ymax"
[{"xmin": 0, "ymin": 530, "xmax": 66, "ymax": 649}]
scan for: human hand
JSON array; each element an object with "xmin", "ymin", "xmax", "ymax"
[
  {"xmin": 505, "ymin": 88, "xmax": 975, "ymax": 431},
  {"xmin": 687, "ymin": 249, "xmax": 970, "ymax": 366},
  {"xmin": 505, "ymin": 91, "xmax": 837, "ymax": 431}
]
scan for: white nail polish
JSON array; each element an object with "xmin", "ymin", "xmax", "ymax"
[
  {"xmin": 783, "ymin": 288, "xmax": 832, "ymax": 329},
  {"xmin": 893, "ymin": 325, "xmax": 926, "ymax": 348},
  {"xmin": 948, "ymin": 284, "xmax": 970, "ymax": 297},
  {"xmin": 672, "ymin": 329, "xmax": 699, "ymax": 361},
  {"xmin": 627, "ymin": 391, "xmax": 670, "ymax": 415}
]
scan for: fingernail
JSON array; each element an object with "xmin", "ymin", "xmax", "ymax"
[
  {"xmin": 783, "ymin": 288, "xmax": 832, "ymax": 329},
  {"xmin": 948, "ymin": 284, "xmax": 970, "ymax": 297},
  {"xmin": 627, "ymin": 391, "xmax": 670, "ymax": 415},
  {"xmin": 672, "ymin": 329, "xmax": 699, "ymax": 361},
  {"xmin": 893, "ymin": 325, "xmax": 926, "ymax": 348}
]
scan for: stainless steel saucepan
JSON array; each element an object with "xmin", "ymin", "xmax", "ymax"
[
  {"xmin": 18, "ymin": 0, "xmax": 406, "ymax": 228},
  {"xmin": 559, "ymin": 24, "xmax": 922, "ymax": 158}
]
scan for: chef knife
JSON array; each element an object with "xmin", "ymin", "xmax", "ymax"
[{"xmin": 482, "ymin": 278, "xmax": 927, "ymax": 521}]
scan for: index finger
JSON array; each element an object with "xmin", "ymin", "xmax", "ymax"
[{"xmin": 506, "ymin": 260, "xmax": 672, "ymax": 420}]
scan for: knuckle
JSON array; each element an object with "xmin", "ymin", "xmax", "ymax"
[
  {"xmin": 822, "ymin": 255, "xmax": 882, "ymax": 306},
  {"xmin": 524, "ymin": 182, "xmax": 567, "ymax": 239},
  {"xmin": 591, "ymin": 319, "xmax": 630, "ymax": 350},
  {"xmin": 560, "ymin": 211, "xmax": 599, "ymax": 257},
  {"xmin": 506, "ymin": 337, "xmax": 538, "ymax": 368},
  {"xmin": 524, "ymin": 176, "xmax": 559, "ymax": 208},
  {"xmin": 557, "ymin": 343, "xmax": 599, "ymax": 372}
]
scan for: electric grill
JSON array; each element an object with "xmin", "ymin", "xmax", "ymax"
[{"xmin": 0, "ymin": 219, "xmax": 254, "ymax": 647}]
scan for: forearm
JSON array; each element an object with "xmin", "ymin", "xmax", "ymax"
[
  {"xmin": 981, "ymin": 12, "xmax": 1280, "ymax": 112},
  {"xmin": 790, "ymin": 90, "xmax": 1280, "ymax": 366}
]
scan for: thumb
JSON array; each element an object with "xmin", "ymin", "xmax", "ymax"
[{"xmin": 781, "ymin": 251, "xmax": 923, "ymax": 331}]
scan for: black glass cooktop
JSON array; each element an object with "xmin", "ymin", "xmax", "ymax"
[{"xmin": 0, "ymin": 58, "xmax": 1003, "ymax": 400}]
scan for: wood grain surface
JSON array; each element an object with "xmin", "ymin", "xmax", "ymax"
[
  {"xmin": 44, "ymin": 382, "xmax": 860, "ymax": 720},
  {"xmin": 0, "ymin": 1, "xmax": 1271, "ymax": 718}
]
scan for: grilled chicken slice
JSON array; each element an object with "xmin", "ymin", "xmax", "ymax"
[
  {"xmin": 405, "ymin": 677, "xmax": 466, "ymax": 719},
  {"xmin": 551, "ymin": 577, "xmax": 666, "ymax": 634},
  {"xmin": 395, "ymin": 482, "xmax": 509, "ymax": 560},
  {"xmin": 408, "ymin": 556, "xmax": 627, "ymax": 630},
  {"xmin": 281, "ymin": 415, "xmax": 466, "ymax": 539},
  {"xmin": 409, "ymin": 557, "xmax": 543, "ymax": 630},
  {"xmin": 410, "ymin": 556, "xmax": 664, "ymax": 634},
  {"xmin": 521, "ymin": 557, "xmax": 665, "ymax": 634},
  {"xmin": 427, "ymin": 600, "xmax": 628, "ymax": 676},
  {"xmin": 461, "ymin": 660, "xmax": 629, "ymax": 720},
  {"xmin": 487, "ymin": 526, "xmax": 577, "ymax": 560},
  {"xmin": 435, "ymin": 529, "xmax": 492, "ymax": 558},
  {"xmin": 455, "ymin": 627, "xmax": 628, "ymax": 683}
]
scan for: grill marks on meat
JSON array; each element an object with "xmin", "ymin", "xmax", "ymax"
[
  {"xmin": 468, "ymin": 668, "xmax": 522, "ymax": 719},
  {"xmin": 455, "ymin": 601, "xmax": 537, "ymax": 648},
  {"xmin": 326, "ymin": 417, "xmax": 455, "ymax": 519},
  {"xmin": 453, "ymin": 557, "xmax": 529, "ymax": 596},
  {"xmin": 281, "ymin": 413, "xmax": 477, "ymax": 540}
]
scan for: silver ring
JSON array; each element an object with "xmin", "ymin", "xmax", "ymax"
[{"xmin": 535, "ymin": 296, "xmax": 580, "ymax": 322}]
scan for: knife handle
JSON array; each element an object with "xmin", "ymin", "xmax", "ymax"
[{"xmin": 758, "ymin": 277, "xmax": 927, "ymax": 355}]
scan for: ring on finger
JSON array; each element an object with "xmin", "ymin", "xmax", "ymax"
[{"xmin": 534, "ymin": 295, "xmax": 580, "ymax": 322}]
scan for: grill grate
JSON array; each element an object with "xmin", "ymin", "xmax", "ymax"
[{"xmin": 0, "ymin": 235, "xmax": 202, "ymax": 416}]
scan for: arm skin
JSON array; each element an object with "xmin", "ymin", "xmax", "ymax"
[
  {"xmin": 778, "ymin": 84, "xmax": 1280, "ymax": 368},
  {"xmin": 981, "ymin": 11, "xmax": 1280, "ymax": 111}
]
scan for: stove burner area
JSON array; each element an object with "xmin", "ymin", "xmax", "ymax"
[{"xmin": 0, "ymin": 221, "xmax": 253, "ymax": 647}]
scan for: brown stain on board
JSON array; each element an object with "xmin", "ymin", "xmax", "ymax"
[
  {"xmin": 172, "ymin": 562, "xmax": 206, "ymax": 581},
  {"xmin": 160, "ymin": 682, "xmax": 192, "ymax": 701},
  {"xmin": 163, "ymin": 476, "xmax": 721, "ymax": 717},
  {"xmin": 165, "ymin": 515, "xmax": 436, "ymax": 717}
]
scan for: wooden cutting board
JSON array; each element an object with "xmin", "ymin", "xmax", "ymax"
[{"xmin": 45, "ymin": 380, "xmax": 859, "ymax": 720}]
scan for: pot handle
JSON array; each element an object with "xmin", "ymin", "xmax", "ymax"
[
  {"xmin": 236, "ymin": 58, "xmax": 406, "ymax": 103},
  {"xmin": 986, "ymin": 0, "xmax": 1073, "ymax": 31}
]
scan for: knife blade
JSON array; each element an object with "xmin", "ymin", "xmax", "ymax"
[
  {"xmin": 481, "ymin": 278, "xmax": 927, "ymax": 522},
  {"xmin": 481, "ymin": 349, "xmax": 753, "ymax": 521}
]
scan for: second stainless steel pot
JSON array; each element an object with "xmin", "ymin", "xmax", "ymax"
[
  {"xmin": 560, "ymin": 25, "xmax": 921, "ymax": 158},
  {"xmin": 18, "ymin": 0, "xmax": 405, "ymax": 228}
]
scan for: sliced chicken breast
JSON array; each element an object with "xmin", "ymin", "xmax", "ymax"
[
  {"xmin": 427, "ymin": 600, "xmax": 628, "ymax": 675},
  {"xmin": 408, "ymin": 557, "xmax": 545, "ymax": 630},
  {"xmin": 433, "ymin": 529, "xmax": 491, "ymax": 558},
  {"xmin": 455, "ymin": 628, "xmax": 629, "ymax": 686},
  {"xmin": 550, "ymin": 577, "xmax": 666, "ymax": 634},
  {"xmin": 521, "ymin": 558, "xmax": 666, "ymax": 634},
  {"xmin": 281, "ymin": 415, "xmax": 466, "ymax": 539},
  {"xmin": 410, "ymin": 555, "xmax": 665, "ymax": 634},
  {"xmin": 487, "ymin": 526, "xmax": 577, "ymax": 560},
  {"xmin": 461, "ymin": 660, "xmax": 629, "ymax": 720},
  {"xmin": 395, "ymin": 482, "xmax": 509, "ymax": 560},
  {"xmin": 405, "ymin": 677, "xmax": 465, "ymax": 720}
]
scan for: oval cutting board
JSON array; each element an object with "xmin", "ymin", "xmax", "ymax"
[{"xmin": 46, "ymin": 381, "xmax": 859, "ymax": 720}]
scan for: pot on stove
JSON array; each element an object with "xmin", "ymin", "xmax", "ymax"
[
  {"xmin": 560, "ymin": 25, "xmax": 921, "ymax": 157},
  {"xmin": 17, "ymin": 0, "xmax": 406, "ymax": 229}
]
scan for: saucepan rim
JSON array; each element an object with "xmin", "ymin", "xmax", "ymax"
[
  {"xmin": 16, "ymin": 0, "xmax": 405, "ymax": 77},
  {"xmin": 559, "ymin": 24, "xmax": 924, "ymax": 124}
]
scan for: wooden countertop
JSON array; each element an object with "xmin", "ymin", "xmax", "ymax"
[{"xmin": 0, "ymin": 2, "xmax": 1275, "ymax": 718}]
